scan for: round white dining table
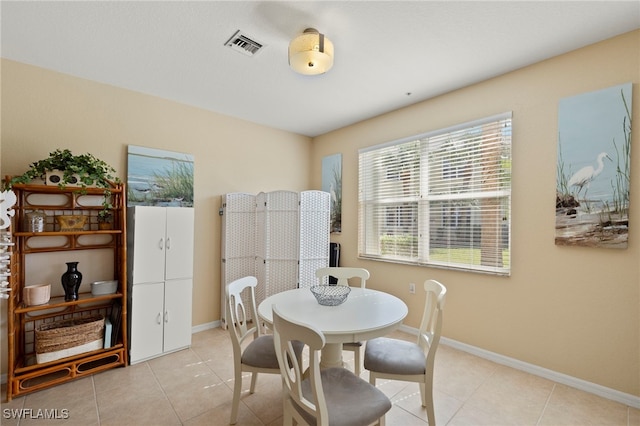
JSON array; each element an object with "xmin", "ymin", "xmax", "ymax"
[{"xmin": 258, "ymin": 286, "xmax": 408, "ymax": 369}]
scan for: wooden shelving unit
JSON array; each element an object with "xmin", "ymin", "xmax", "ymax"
[{"xmin": 4, "ymin": 179, "xmax": 128, "ymax": 401}]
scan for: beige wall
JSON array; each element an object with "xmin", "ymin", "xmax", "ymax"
[
  {"xmin": 1, "ymin": 30, "xmax": 638, "ymax": 397},
  {"xmin": 311, "ymin": 30, "xmax": 640, "ymax": 397},
  {"xmin": 0, "ymin": 58, "xmax": 312, "ymax": 377}
]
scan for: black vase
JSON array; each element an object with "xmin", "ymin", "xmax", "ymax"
[{"xmin": 61, "ymin": 261, "xmax": 82, "ymax": 301}]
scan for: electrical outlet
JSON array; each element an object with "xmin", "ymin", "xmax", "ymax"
[{"xmin": 409, "ymin": 282, "xmax": 416, "ymax": 294}]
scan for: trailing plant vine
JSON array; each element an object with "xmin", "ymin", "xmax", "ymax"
[{"xmin": 3, "ymin": 149, "xmax": 121, "ymax": 219}]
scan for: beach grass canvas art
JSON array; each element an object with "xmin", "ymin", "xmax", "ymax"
[
  {"xmin": 127, "ymin": 145, "xmax": 194, "ymax": 207},
  {"xmin": 555, "ymin": 83, "xmax": 632, "ymax": 248},
  {"xmin": 322, "ymin": 153, "xmax": 342, "ymax": 233}
]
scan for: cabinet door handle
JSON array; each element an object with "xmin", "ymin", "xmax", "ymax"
[
  {"xmin": 156, "ymin": 312, "xmax": 162, "ymax": 324},
  {"xmin": 164, "ymin": 310, "xmax": 169, "ymax": 323},
  {"xmin": 166, "ymin": 237, "xmax": 171, "ymax": 250},
  {"xmin": 158, "ymin": 238, "xmax": 164, "ymax": 250}
]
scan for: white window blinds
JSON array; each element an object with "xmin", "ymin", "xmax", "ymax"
[{"xmin": 358, "ymin": 113, "xmax": 512, "ymax": 275}]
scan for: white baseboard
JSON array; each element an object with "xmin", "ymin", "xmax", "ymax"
[
  {"xmin": 192, "ymin": 320, "xmax": 220, "ymax": 334},
  {"xmin": 398, "ymin": 324, "xmax": 640, "ymax": 409}
]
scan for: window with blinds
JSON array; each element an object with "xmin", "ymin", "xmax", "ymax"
[{"xmin": 358, "ymin": 112, "xmax": 512, "ymax": 275}]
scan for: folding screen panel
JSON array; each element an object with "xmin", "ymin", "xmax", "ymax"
[
  {"xmin": 299, "ymin": 191, "xmax": 331, "ymax": 288},
  {"xmin": 220, "ymin": 193, "xmax": 256, "ymax": 325},
  {"xmin": 255, "ymin": 191, "xmax": 299, "ymax": 305}
]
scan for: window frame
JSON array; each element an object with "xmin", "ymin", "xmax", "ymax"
[{"xmin": 358, "ymin": 112, "xmax": 512, "ymax": 276}]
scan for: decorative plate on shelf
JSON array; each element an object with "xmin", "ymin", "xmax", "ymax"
[{"xmin": 56, "ymin": 215, "xmax": 87, "ymax": 232}]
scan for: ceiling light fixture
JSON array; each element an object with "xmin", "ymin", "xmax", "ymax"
[{"xmin": 288, "ymin": 28, "xmax": 334, "ymax": 75}]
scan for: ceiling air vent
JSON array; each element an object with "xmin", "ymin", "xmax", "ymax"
[{"xmin": 224, "ymin": 30, "xmax": 264, "ymax": 57}]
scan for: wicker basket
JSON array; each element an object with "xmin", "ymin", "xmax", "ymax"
[{"xmin": 35, "ymin": 315, "xmax": 104, "ymax": 363}]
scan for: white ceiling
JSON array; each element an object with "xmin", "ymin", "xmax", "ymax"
[{"xmin": 2, "ymin": 1, "xmax": 639, "ymax": 137}]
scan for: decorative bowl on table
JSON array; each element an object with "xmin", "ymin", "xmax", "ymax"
[{"xmin": 310, "ymin": 285, "xmax": 351, "ymax": 306}]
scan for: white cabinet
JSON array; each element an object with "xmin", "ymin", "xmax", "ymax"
[
  {"xmin": 128, "ymin": 206, "xmax": 194, "ymax": 364},
  {"xmin": 129, "ymin": 207, "xmax": 194, "ymax": 283},
  {"xmin": 129, "ymin": 279, "xmax": 192, "ymax": 362},
  {"xmin": 130, "ymin": 283, "xmax": 164, "ymax": 361},
  {"xmin": 163, "ymin": 278, "xmax": 193, "ymax": 351}
]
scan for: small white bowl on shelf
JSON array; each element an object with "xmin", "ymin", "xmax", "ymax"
[
  {"xmin": 23, "ymin": 284, "xmax": 51, "ymax": 306},
  {"xmin": 91, "ymin": 280, "xmax": 118, "ymax": 296}
]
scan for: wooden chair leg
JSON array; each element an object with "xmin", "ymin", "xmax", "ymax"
[
  {"xmin": 423, "ymin": 378, "xmax": 436, "ymax": 425},
  {"xmin": 283, "ymin": 398, "xmax": 294, "ymax": 426},
  {"xmin": 249, "ymin": 371, "xmax": 258, "ymax": 394},
  {"xmin": 230, "ymin": 370, "xmax": 242, "ymax": 424}
]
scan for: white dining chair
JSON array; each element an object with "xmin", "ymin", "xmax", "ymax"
[
  {"xmin": 315, "ymin": 267, "xmax": 370, "ymax": 375},
  {"xmin": 226, "ymin": 276, "xmax": 302, "ymax": 424},
  {"xmin": 364, "ymin": 279, "xmax": 447, "ymax": 426},
  {"xmin": 272, "ymin": 305, "xmax": 392, "ymax": 426}
]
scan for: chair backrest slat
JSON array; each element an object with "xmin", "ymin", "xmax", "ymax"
[
  {"xmin": 315, "ymin": 267, "xmax": 370, "ymax": 288},
  {"xmin": 226, "ymin": 276, "xmax": 260, "ymax": 348},
  {"xmin": 273, "ymin": 305, "xmax": 330, "ymax": 425},
  {"xmin": 418, "ymin": 279, "xmax": 447, "ymax": 367}
]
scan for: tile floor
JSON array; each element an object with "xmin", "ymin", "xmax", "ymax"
[{"xmin": 1, "ymin": 327, "xmax": 638, "ymax": 426}]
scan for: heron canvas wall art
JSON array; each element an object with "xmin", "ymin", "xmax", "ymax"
[
  {"xmin": 127, "ymin": 145, "xmax": 194, "ymax": 207},
  {"xmin": 556, "ymin": 83, "xmax": 632, "ymax": 248}
]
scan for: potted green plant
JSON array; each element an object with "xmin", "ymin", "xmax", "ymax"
[
  {"xmin": 97, "ymin": 190, "xmax": 114, "ymax": 230},
  {"xmin": 3, "ymin": 149, "xmax": 121, "ymax": 229},
  {"xmin": 97, "ymin": 210, "xmax": 113, "ymax": 229},
  {"xmin": 4, "ymin": 149, "xmax": 119, "ymax": 190}
]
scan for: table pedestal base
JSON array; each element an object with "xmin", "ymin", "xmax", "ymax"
[{"xmin": 320, "ymin": 343, "xmax": 345, "ymax": 369}]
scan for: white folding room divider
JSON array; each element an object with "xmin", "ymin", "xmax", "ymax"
[{"xmin": 220, "ymin": 190, "xmax": 330, "ymax": 328}]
